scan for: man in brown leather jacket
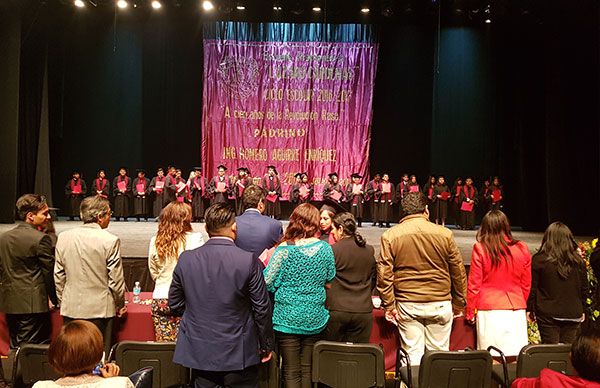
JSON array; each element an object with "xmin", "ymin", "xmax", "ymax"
[{"xmin": 377, "ymin": 192, "xmax": 467, "ymax": 365}]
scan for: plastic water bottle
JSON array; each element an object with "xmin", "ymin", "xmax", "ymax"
[{"xmin": 132, "ymin": 281, "xmax": 141, "ymax": 304}]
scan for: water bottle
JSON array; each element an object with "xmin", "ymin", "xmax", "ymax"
[{"xmin": 132, "ymin": 281, "xmax": 141, "ymax": 304}]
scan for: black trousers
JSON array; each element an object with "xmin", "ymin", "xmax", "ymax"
[
  {"xmin": 277, "ymin": 331, "xmax": 320, "ymax": 388},
  {"xmin": 191, "ymin": 365, "xmax": 259, "ymax": 388},
  {"xmin": 63, "ymin": 316, "xmax": 114, "ymax": 355},
  {"xmin": 325, "ymin": 311, "xmax": 373, "ymax": 344},
  {"xmin": 536, "ymin": 315, "xmax": 581, "ymax": 344},
  {"xmin": 5, "ymin": 312, "xmax": 51, "ymax": 349}
]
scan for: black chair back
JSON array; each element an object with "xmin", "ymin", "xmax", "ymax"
[
  {"xmin": 113, "ymin": 341, "xmax": 190, "ymax": 388},
  {"xmin": 129, "ymin": 366, "xmax": 154, "ymax": 388},
  {"xmin": 18, "ymin": 344, "xmax": 61, "ymax": 385},
  {"xmin": 418, "ymin": 350, "xmax": 492, "ymax": 388},
  {"xmin": 516, "ymin": 344, "xmax": 574, "ymax": 378},
  {"xmin": 311, "ymin": 341, "xmax": 385, "ymax": 388}
]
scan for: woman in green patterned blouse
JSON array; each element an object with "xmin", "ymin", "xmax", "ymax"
[{"xmin": 264, "ymin": 203, "xmax": 336, "ymax": 388}]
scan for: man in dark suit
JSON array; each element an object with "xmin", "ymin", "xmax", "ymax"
[
  {"xmin": 235, "ymin": 185, "xmax": 283, "ymax": 261},
  {"xmin": 0, "ymin": 194, "xmax": 57, "ymax": 348},
  {"xmin": 169, "ymin": 203, "xmax": 274, "ymax": 388}
]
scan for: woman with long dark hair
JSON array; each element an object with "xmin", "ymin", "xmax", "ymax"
[
  {"xmin": 527, "ymin": 222, "xmax": 587, "ymax": 344},
  {"xmin": 319, "ymin": 204, "xmax": 337, "ymax": 245},
  {"xmin": 148, "ymin": 202, "xmax": 204, "ymax": 341},
  {"xmin": 263, "ymin": 203, "xmax": 336, "ymax": 388},
  {"xmin": 466, "ymin": 210, "xmax": 531, "ymax": 356},
  {"xmin": 325, "ymin": 212, "xmax": 376, "ymax": 343}
]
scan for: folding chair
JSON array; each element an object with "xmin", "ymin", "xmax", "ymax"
[
  {"xmin": 113, "ymin": 341, "xmax": 190, "ymax": 388},
  {"xmin": 516, "ymin": 344, "xmax": 574, "ymax": 378},
  {"xmin": 17, "ymin": 344, "xmax": 61, "ymax": 385},
  {"xmin": 312, "ymin": 341, "xmax": 385, "ymax": 388}
]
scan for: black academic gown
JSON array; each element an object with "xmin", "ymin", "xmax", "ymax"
[
  {"xmin": 65, "ymin": 178, "xmax": 87, "ymax": 218},
  {"xmin": 346, "ymin": 183, "xmax": 365, "ymax": 219},
  {"xmin": 261, "ymin": 175, "xmax": 281, "ymax": 218},
  {"xmin": 149, "ymin": 176, "xmax": 168, "ymax": 218},
  {"xmin": 190, "ymin": 176, "xmax": 207, "ymax": 220},
  {"xmin": 432, "ymin": 184, "xmax": 450, "ymax": 222},
  {"xmin": 132, "ymin": 178, "xmax": 150, "ymax": 218},
  {"xmin": 459, "ymin": 185, "xmax": 478, "ymax": 230},
  {"xmin": 208, "ymin": 176, "xmax": 232, "ymax": 206},
  {"xmin": 112, "ymin": 175, "xmax": 132, "ymax": 219}
]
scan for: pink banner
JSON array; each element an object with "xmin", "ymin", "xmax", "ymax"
[{"xmin": 201, "ymin": 26, "xmax": 378, "ymax": 200}]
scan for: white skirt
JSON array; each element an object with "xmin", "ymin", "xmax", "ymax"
[{"xmin": 476, "ymin": 309, "xmax": 528, "ymax": 356}]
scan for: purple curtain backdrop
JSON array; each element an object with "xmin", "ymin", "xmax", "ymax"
[{"xmin": 202, "ymin": 23, "xmax": 379, "ymax": 199}]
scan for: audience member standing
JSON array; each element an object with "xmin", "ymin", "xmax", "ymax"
[
  {"xmin": 169, "ymin": 203, "xmax": 274, "ymax": 388},
  {"xmin": 264, "ymin": 203, "xmax": 336, "ymax": 388},
  {"xmin": 325, "ymin": 212, "xmax": 376, "ymax": 343},
  {"xmin": 527, "ymin": 222, "xmax": 587, "ymax": 344},
  {"xmin": 234, "ymin": 185, "xmax": 283, "ymax": 261},
  {"xmin": 377, "ymin": 192, "xmax": 467, "ymax": 365},
  {"xmin": 0, "ymin": 194, "xmax": 57, "ymax": 348},
  {"xmin": 466, "ymin": 210, "xmax": 531, "ymax": 356},
  {"xmin": 148, "ymin": 202, "xmax": 203, "ymax": 342},
  {"xmin": 54, "ymin": 196, "xmax": 127, "ymax": 354}
]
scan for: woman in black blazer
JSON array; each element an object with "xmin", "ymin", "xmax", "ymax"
[
  {"xmin": 325, "ymin": 212, "xmax": 376, "ymax": 343},
  {"xmin": 527, "ymin": 222, "xmax": 587, "ymax": 344}
]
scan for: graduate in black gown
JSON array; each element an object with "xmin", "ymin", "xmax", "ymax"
[
  {"xmin": 92, "ymin": 170, "xmax": 110, "ymax": 199},
  {"xmin": 113, "ymin": 167, "xmax": 131, "ymax": 221},
  {"xmin": 189, "ymin": 167, "xmax": 207, "ymax": 221},
  {"xmin": 289, "ymin": 173, "xmax": 302, "ymax": 207},
  {"xmin": 407, "ymin": 175, "xmax": 420, "ymax": 195},
  {"xmin": 149, "ymin": 168, "xmax": 168, "ymax": 219},
  {"xmin": 396, "ymin": 173, "xmax": 409, "ymax": 203},
  {"xmin": 65, "ymin": 171, "xmax": 87, "ymax": 220},
  {"xmin": 459, "ymin": 177, "xmax": 478, "ymax": 230},
  {"xmin": 323, "ymin": 173, "xmax": 345, "ymax": 204},
  {"xmin": 432, "ymin": 176, "xmax": 450, "ymax": 226},
  {"xmin": 208, "ymin": 165, "xmax": 232, "ymax": 206},
  {"xmin": 451, "ymin": 177, "xmax": 464, "ymax": 228},
  {"xmin": 480, "ymin": 178, "xmax": 492, "ymax": 214},
  {"xmin": 165, "ymin": 166, "xmax": 178, "ymax": 203},
  {"xmin": 132, "ymin": 169, "xmax": 150, "ymax": 221},
  {"xmin": 366, "ymin": 173, "xmax": 381, "ymax": 226},
  {"xmin": 297, "ymin": 173, "xmax": 313, "ymax": 205},
  {"xmin": 233, "ymin": 167, "xmax": 252, "ymax": 215},
  {"xmin": 173, "ymin": 169, "xmax": 189, "ymax": 203},
  {"xmin": 261, "ymin": 165, "xmax": 281, "ymax": 219},
  {"xmin": 423, "ymin": 175, "xmax": 437, "ymax": 222},
  {"xmin": 379, "ymin": 173, "xmax": 395, "ymax": 228},
  {"xmin": 489, "ymin": 176, "xmax": 504, "ymax": 211},
  {"xmin": 345, "ymin": 173, "xmax": 365, "ymax": 227}
]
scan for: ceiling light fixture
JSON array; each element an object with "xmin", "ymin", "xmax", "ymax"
[
  {"xmin": 74, "ymin": 0, "xmax": 85, "ymax": 7},
  {"xmin": 202, "ymin": 0, "xmax": 214, "ymax": 11}
]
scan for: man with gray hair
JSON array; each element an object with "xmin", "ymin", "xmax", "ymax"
[{"xmin": 54, "ymin": 195, "xmax": 126, "ymax": 353}]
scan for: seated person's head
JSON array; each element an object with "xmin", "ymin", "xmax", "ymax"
[
  {"xmin": 205, "ymin": 203, "xmax": 236, "ymax": 238},
  {"xmin": 283, "ymin": 203, "xmax": 320, "ymax": 242},
  {"xmin": 401, "ymin": 192, "xmax": 428, "ymax": 216},
  {"xmin": 242, "ymin": 185, "xmax": 266, "ymax": 212},
  {"xmin": 48, "ymin": 320, "xmax": 104, "ymax": 377},
  {"xmin": 571, "ymin": 328, "xmax": 600, "ymax": 382}
]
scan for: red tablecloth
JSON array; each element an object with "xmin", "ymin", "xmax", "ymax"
[{"xmin": 1, "ymin": 293, "xmax": 476, "ymax": 371}]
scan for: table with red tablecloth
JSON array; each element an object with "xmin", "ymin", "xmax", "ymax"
[{"xmin": 1, "ymin": 293, "xmax": 476, "ymax": 371}]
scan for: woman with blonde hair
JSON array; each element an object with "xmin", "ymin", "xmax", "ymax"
[{"xmin": 148, "ymin": 202, "xmax": 204, "ymax": 341}]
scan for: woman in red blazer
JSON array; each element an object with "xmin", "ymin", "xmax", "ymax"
[{"xmin": 466, "ymin": 210, "xmax": 532, "ymax": 356}]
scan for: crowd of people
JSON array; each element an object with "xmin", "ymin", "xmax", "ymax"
[
  {"xmin": 63, "ymin": 166, "xmax": 505, "ymax": 230},
  {"xmin": 1, "ymin": 188, "xmax": 599, "ymax": 388}
]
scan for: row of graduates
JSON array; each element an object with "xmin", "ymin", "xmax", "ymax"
[{"xmin": 64, "ymin": 165, "xmax": 283, "ymax": 221}]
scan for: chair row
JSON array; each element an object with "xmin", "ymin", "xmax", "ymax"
[{"xmin": 2, "ymin": 340, "xmax": 574, "ymax": 388}]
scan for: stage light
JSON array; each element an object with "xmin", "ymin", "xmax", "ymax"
[
  {"xmin": 74, "ymin": 0, "xmax": 85, "ymax": 7},
  {"xmin": 273, "ymin": 6, "xmax": 282, "ymax": 11},
  {"xmin": 485, "ymin": 18, "xmax": 491, "ymax": 23},
  {"xmin": 360, "ymin": 7, "xmax": 370, "ymax": 13},
  {"xmin": 117, "ymin": 0, "xmax": 128, "ymax": 8},
  {"xmin": 151, "ymin": 0, "xmax": 161, "ymax": 9},
  {"xmin": 236, "ymin": 5, "xmax": 246, "ymax": 10},
  {"xmin": 202, "ymin": 0, "xmax": 214, "ymax": 11},
  {"xmin": 312, "ymin": 6, "xmax": 321, "ymax": 12}
]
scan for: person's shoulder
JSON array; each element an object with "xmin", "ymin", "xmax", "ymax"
[
  {"xmin": 32, "ymin": 381, "xmax": 58, "ymax": 388},
  {"xmin": 99, "ymin": 377, "xmax": 134, "ymax": 387}
]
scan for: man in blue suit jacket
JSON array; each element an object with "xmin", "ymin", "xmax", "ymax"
[
  {"xmin": 235, "ymin": 185, "xmax": 283, "ymax": 262},
  {"xmin": 169, "ymin": 203, "xmax": 274, "ymax": 388}
]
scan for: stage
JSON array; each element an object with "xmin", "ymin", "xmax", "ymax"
[{"xmin": 0, "ymin": 219, "xmax": 570, "ymax": 263}]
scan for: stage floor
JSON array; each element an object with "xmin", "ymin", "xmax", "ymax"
[{"xmin": 0, "ymin": 218, "xmax": 581, "ymax": 265}]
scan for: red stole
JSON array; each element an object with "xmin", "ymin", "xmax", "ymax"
[
  {"xmin": 428, "ymin": 186, "xmax": 434, "ymax": 199},
  {"xmin": 454, "ymin": 185, "xmax": 463, "ymax": 203},
  {"xmin": 95, "ymin": 178, "xmax": 106, "ymax": 191},
  {"xmin": 463, "ymin": 185, "xmax": 475, "ymax": 200},
  {"xmin": 70, "ymin": 179, "xmax": 82, "ymax": 194},
  {"xmin": 193, "ymin": 177, "xmax": 206, "ymax": 196},
  {"xmin": 266, "ymin": 175, "xmax": 279, "ymax": 191},
  {"xmin": 136, "ymin": 178, "xmax": 147, "ymax": 194},
  {"xmin": 155, "ymin": 176, "xmax": 165, "ymax": 193}
]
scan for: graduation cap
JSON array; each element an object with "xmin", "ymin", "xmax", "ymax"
[
  {"xmin": 217, "ymin": 164, "xmax": 227, "ymax": 171},
  {"xmin": 267, "ymin": 165, "xmax": 278, "ymax": 175},
  {"xmin": 301, "ymin": 172, "xmax": 308, "ymax": 178},
  {"xmin": 351, "ymin": 173, "xmax": 362, "ymax": 179},
  {"xmin": 193, "ymin": 166, "xmax": 202, "ymax": 172},
  {"xmin": 245, "ymin": 168, "xmax": 251, "ymax": 175},
  {"xmin": 321, "ymin": 199, "xmax": 346, "ymax": 214},
  {"xmin": 328, "ymin": 172, "xmax": 338, "ymax": 179},
  {"xmin": 294, "ymin": 173, "xmax": 302, "ymax": 179},
  {"xmin": 237, "ymin": 167, "xmax": 247, "ymax": 172}
]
